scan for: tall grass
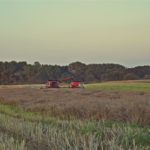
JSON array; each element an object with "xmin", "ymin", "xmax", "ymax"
[
  {"xmin": 0, "ymin": 103, "xmax": 149, "ymax": 150},
  {"xmin": 0, "ymin": 134, "xmax": 26, "ymax": 150}
]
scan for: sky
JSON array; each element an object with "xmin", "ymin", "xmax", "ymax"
[{"xmin": 0, "ymin": 0, "xmax": 150, "ymax": 67}]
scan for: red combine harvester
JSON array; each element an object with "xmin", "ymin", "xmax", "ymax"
[
  {"xmin": 46, "ymin": 77, "xmax": 84, "ymax": 88},
  {"xmin": 46, "ymin": 80, "xmax": 60, "ymax": 88},
  {"xmin": 70, "ymin": 81, "xmax": 82, "ymax": 88},
  {"xmin": 62, "ymin": 77, "xmax": 84, "ymax": 88}
]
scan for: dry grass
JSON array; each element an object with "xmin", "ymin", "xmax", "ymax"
[{"xmin": 0, "ymin": 86, "xmax": 150, "ymax": 125}]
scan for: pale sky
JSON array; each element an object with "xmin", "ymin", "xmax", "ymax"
[{"xmin": 0, "ymin": 0, "xmax": 150, "ymax": 67}]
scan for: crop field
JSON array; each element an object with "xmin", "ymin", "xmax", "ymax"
[{"xmin": 0, "ymin": 80, "xmax": 150, "ymax": 149}]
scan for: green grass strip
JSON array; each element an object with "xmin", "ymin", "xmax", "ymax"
[{"xmin": 85, "ymin": 82, "xmax": 150, "ymax": 91}]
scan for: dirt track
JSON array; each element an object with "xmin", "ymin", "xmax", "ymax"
[{"xmin": 0, "ymin": 87, "xmax": 150, "ymax": 125}]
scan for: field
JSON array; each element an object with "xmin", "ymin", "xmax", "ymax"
[{"xmin": 0, "ymin": 80, "xmax": 150, "ymax": 149}]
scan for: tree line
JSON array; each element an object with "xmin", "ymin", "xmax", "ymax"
[{"xmin": 0, "ymin": 61, "xmax": 150, "ymax": 84}]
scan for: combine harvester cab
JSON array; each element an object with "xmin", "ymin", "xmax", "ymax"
[{"xmin": 46, "ymin": 80, "xmax": 60, "ymax": 88}]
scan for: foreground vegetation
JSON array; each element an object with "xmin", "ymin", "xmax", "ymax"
[{"xmin": 0, "ymin": 103, "xmax": 150, "ymax": 150}]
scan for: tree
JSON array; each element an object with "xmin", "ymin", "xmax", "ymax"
[
  {"xmin": 0, "ymin": 61, "xmax": 149, "ymax": 84},
  {"xmin": 123, "ymin": 73, "xmax": 139, "ymax": 80},
  {"xmin": 68, "ymin": 62, "xmax": 86, "ymax": 81},
  {"xmin": 144, "ymin": 75, "xmax": 150, "ymax": 79}
]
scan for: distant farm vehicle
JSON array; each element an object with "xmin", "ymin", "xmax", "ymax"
[
  {"xmin": 46, "ymin": 78, "xmax": 84, "ymax": 88},
  {"xmin": 46, "ymin": 80, "xmax": 60, "ymax": 88},
  {"xmin": 70, "ymin": 81, "xmax": 84, "ymax": 88}
]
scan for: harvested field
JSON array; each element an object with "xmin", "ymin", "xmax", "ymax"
[{"xmin": 0, "ymin": 84, "xmax": 150, "ymax": 125}]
